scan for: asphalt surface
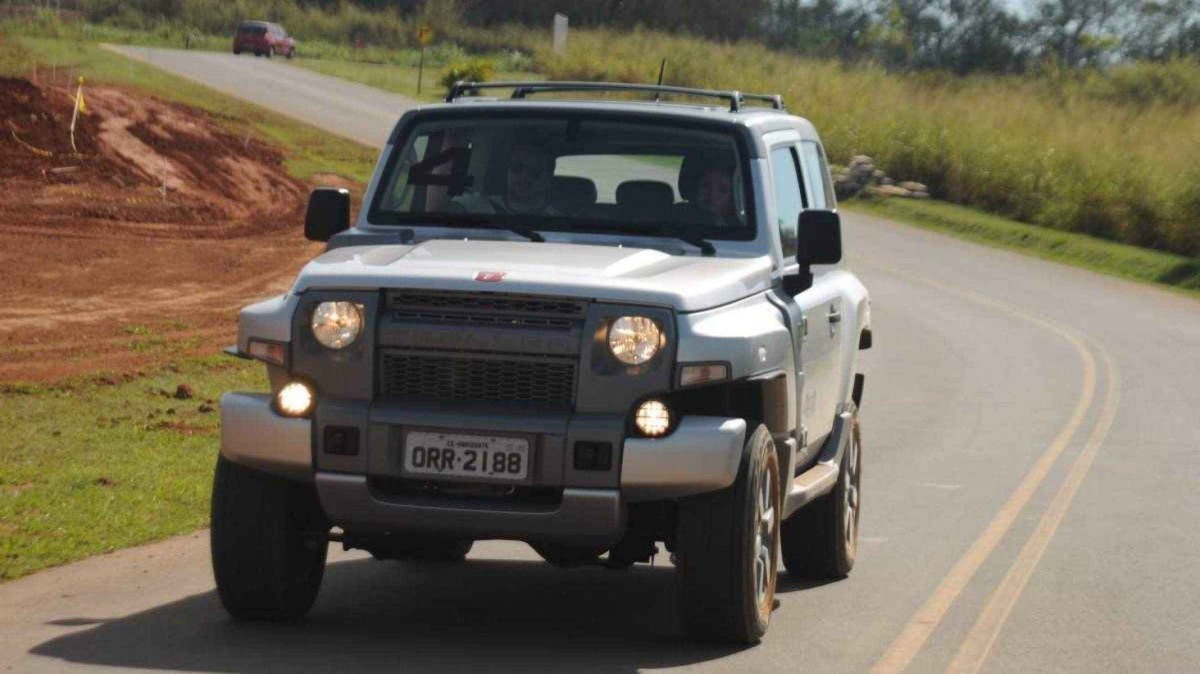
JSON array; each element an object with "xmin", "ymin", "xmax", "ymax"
[{"xmin": 4, "ymin": 47, "xmax": 1199, "ymax": 673}]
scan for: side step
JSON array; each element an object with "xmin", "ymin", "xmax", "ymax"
[{"xmin": 783, "ymin": 406, "xmax": 854, "ymax": 519}]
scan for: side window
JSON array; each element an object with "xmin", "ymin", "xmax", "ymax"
[
  {"xmin": 800, "ymin": 141, "xmax": 834, "ymax": 208},
  {"xmin": 770, "ymin": 146, "xmax": 806, "ymax": 259}
]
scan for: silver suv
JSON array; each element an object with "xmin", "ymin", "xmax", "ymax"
[{"xmin": 213, "ymin": 82, "xmax": 872, "ymax": 644}]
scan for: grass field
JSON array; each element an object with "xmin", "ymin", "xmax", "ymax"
[
  {"xmin": 0, "ymin": 32, "xmax": 374, "ymax": 580},
  {"xmin": 0, "ymin": 357, "xmax": 262, "ymax": 580}
]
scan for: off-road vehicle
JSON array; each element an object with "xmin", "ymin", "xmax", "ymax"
[{"xmin": 214, "ymin": 81, "xmax": 871, "ymax": 644}]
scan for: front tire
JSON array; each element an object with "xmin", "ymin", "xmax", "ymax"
[
  {"xmin": 781, "ymin": 413, "xmax": 861, "ymax": 578},
  {"xmin": 210, "ymin": 456, "xmax": 328, "ymax": 621},
  {"xmin": 675, "ymin": 424, "xmax": 780, "ymax": 644}
]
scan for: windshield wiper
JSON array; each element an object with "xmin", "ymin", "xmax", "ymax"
[
  {"xmin": 666, "ymin": 229, "xmax": 716, "ymax": 256},
  {"xmin": 395, "ymin": 214, "xmax": 544, "ymax": 242}
]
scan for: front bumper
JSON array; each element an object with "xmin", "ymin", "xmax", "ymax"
[
  {"xmin": 220, "ymin": 392, "xmax": 748, "ymax": 542},
  {"xmin": 317, "ymin": 473, "xmax": 625, "ymax": 547}
]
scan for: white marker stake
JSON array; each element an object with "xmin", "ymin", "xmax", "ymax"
[
  {"xmin": 69, "ymin": 77, "xmax": 83, "ymax": 154},
  {"xmin": 553, "ymin": 13, "xmax": 568, "ymax": 54}
]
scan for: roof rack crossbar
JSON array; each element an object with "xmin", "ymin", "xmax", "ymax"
[{"xmin": 446, "ymin": 81, "xmax": 786, "ymax": 112}]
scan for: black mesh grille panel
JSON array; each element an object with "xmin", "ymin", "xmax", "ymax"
[
  {"xmin": 388, "ymin": 291, "xmax": 585, "ymax": 328},
  {"xmin": 380, "ymin": 351, "xmax": 577, "ymax": 405}
]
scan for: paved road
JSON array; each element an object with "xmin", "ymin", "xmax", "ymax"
[
  {"xmin": 5, "ymin": 47, "xmax": 1199, "ymax": 673},
  {"xmin": 106, "ymin": 45, "xmax": 418, "ymax": 147}
]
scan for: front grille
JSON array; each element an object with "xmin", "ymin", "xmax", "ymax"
[
  {"xmin": 379, "ymin": 351, "xmax": 577, "ymax": 405},
  {"xmin": 388, "ymin": 291, "xmax": 586, "ymax": 329}
]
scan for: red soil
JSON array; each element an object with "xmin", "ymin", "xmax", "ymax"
[{"xmin": 0, "ymin": 76, "xmax": 343, "ymax": 383}]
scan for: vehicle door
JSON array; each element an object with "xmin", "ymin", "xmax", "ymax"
[
  {"xmin": 798, "ymin": 140, "xmax": 846, "ymax": 422},
  {"xmin": 767, "ymin": 138, "xmax": 841, "ymax": 462}
]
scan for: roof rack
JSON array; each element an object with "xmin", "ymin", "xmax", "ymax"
[{"xmin": 445, "ymin": 81, "xmax": 786, "ymax": 113}]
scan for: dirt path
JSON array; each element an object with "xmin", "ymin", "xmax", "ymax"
[{"xmin": 0, "ymin": 76, "xmax": 336, "ymax": 383}]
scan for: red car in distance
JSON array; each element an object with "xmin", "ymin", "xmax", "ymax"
[{"xmin": 232, "ymin": 21, "xmax": 296, "ymax": 59}]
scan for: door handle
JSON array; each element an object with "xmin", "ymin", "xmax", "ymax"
[{"xmin": 828, "ymin": 306, "xmax": 842, "ymax": 323}]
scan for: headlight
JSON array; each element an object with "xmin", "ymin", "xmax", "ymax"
[
  {"xmin": 607, "ymin": 316, "xmax": 663, "ymax": 365},
  {"xmin": 276, "ymin": 381, "xmax": 314, "ymax": 417},
  {"xmin": 634, "ymin": 399, "xmax": 672, "ymax": 437},
  {"xmin": 311, "ymin": 301, "xmax": 363, "ymax": 349}
]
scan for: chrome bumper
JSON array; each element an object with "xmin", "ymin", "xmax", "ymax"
[
  {"xmin": 219, "ymin": 392, "xmax": 312, "ymax": 481},
  {"xmin": 621, "ymin": 416, "xmax": 748, "ymax": 501}
]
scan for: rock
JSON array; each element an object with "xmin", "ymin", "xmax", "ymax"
[
  {"xmin": 198, "ymin": 402, "xmax": 215, "ymax": 414},
  {"xmin": 881, "ymin": 177, "xmax": 894, "ymax": 186},
  {"xmin": 869, "ymin": 185, "xmax": 912, "ymax": 198},
  {"xmin": 898, "ymin": 181, "xmax": 928, "ymax": 193},
  {"xmin": 910, "ymin": 190, "xmax": 930, "ymax": 199},
  {"xmin": 173, "ymin": 384, "xmax": 193, "ymax": 400}
]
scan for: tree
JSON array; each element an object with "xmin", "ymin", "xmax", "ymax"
[{"xmin": 1030, "ymin": 0, "xmax": 1126, "ymax": 67}]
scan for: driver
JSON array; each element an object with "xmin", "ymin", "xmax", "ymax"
[
  {"xmin": 697, "ymin": 165, "xmax": 737, "ymax": 222},
  {"xmin": 451, "ymin": 134, "xmax": 560, "ymax": 215}
]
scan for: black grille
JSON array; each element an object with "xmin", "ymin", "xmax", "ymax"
[
  {"xmin": 388, "ymin": 291, "xmax": 585, "ymax": 329},
  {"xmin": 379, "ymin": 351, "xmax": 577, "ymax": 405}
]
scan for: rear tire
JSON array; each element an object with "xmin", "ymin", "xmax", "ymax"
[
  {"xmin": 210, "ymin": 456, "xmax": 328, "ymax": 621},
  {"xmin": 781, "ymin": 413, "xmax": 861, "ymax": 578},
  {"xmin": 675, "ymin": 423, "xmax": 780, "ymax": 644}
]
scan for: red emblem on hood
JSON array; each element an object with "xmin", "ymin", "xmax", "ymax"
[{"xmin": 475, "ymin": 271, "xmax": 507, "ymax": 282}]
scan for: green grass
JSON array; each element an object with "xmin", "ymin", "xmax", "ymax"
[
  {"xmin": 847, "ymin": 198, "xmax": 1200, "ymax": 294},
  {"xmin": 293, "ymin": 56, "xmax": 541, "ymax": 102},
  {"xmin": 0, "ymin": 357, "xmax": 263, "ymax": 580},
  {"xmin": 6, "ymin": 34, "xmax": 378, "ymax": 183}
]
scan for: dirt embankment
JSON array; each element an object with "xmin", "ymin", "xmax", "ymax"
[{"xmin": 1, "ymin": 77, "xmax": 339, "ymax": 383}]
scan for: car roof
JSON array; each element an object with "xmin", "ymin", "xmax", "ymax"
[{"xmin": 391, "ymin": 99, "xmax": 820, "ymax": 157}]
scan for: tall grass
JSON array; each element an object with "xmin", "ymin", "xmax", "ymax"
[{"xmin": 539, "ymin": 29, "xmax": 1200, "ymax": 256}]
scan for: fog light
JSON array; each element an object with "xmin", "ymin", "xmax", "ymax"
[
  {"xmin": 276, "ymin": 381, "xmax": 314, "ymax": 417},
  {"xmin": 634, "ymin": 399, "xmax": 672, "ymax": 437}
]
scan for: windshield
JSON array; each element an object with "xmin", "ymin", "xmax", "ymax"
[{"xmin": 369, "ymin": 116, "xmax": 753, "ymax": 241}]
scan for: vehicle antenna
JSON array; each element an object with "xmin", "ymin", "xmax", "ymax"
[{"xmin": 653, "ymin": 58, "xmax": 667, "ymax": 102}]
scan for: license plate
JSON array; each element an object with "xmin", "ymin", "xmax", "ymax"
[{"xmin": 403, "ymin": 431, "xmax": 530, "ymax": 482}]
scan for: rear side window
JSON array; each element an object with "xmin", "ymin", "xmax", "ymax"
[{"xmin": 770, "ymin": 146, "xmax": 806, "ymax": 258}]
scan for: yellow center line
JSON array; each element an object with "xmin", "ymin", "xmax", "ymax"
[
  {"xmin": 946, "ymin": 341, "xmax": 1120, "ymax": 673},
  {"xmin": 867, "ymin": 267, "xmax": 1099, "ymax": 674}
]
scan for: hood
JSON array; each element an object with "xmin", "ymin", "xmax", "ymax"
[{"xmin": 291, "ymin": 239, "xmax": 772, "ymax": 312}]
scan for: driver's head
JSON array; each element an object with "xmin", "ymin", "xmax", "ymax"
[{"xmin": 505, "ymin": 133, "xmax": 554, "ymax": 213}]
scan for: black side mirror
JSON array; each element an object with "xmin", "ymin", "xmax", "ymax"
[
  {"xmin": 305, "ymin": 187, "xmax": 351, "ymax": 242},
  {"xmin": 796, "ymin": 209, "xmax": 842, "ymax": 265}
]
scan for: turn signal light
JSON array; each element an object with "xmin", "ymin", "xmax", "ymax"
[
  {"xmin": 679, "ymin": 363, "xmax": 729, "ymax": 387},
  {"xmin": 247, "ymin": 339, "xmax": 287, "ymax": 367}
]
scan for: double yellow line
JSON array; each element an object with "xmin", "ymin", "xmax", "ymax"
[{"xmin": 870, "ymin": 271, "xmax": 1121, "ymax": 674}]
